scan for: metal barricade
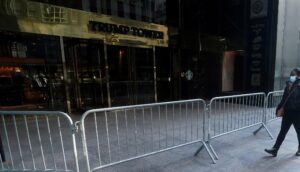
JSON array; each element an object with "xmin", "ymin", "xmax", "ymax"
[
  {"xmin": 253, "ymin": 90, "xmax": 284, "ymax": 136},
  {"xmin": 80, "ymin": 99, "xmax": 215, "ymax": 172},
  {"xmin": 195, "ymin": 93, "xmax": 273, "ymax": 160},
  {"xmin": 0, "ymin": 111, "xmax": 79, "ymax": 172},
  {"xmin": 265, "ymin": 90, "xmax": 284, "ymax": 122}
]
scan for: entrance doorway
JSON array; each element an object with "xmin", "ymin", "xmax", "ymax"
[
  {"xmin": 64, "ymin": 38, "xmax": 108, "ymax": 111},
  {"xmin": 107, "ymin": 45, "xmax": 155, "ymax": 106},
  {"xmin": 63, "ymin": 39, "xmax": 157, "ymax": 111}
]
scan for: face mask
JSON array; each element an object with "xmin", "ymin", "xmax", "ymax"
[{"xmin": 290, "ymin": 76, "xmax": 297, "ymax": 83}]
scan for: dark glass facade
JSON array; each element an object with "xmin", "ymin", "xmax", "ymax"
[{"xmin": 0, "ymin": 0, "xmax": 278, "ymax": 112}]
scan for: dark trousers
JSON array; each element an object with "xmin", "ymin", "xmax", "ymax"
[
  {"xmin": 273, "ymin": 110, "xmax": 300, "ymax": 149},
  {"xmin": 0, "ymin": 135, "xmax": 5, "ymax": 162}
]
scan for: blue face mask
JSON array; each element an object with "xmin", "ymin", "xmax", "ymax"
[{"xmin": 290, "ymin": 76, "xmax": 297, "ymax": 83}]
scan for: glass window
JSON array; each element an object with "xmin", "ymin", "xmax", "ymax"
[{"xmin": 0, "ymin": 32, "xmax": 65, "ymax": 110}]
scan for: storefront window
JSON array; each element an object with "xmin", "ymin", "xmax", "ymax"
[{"xmin": 0, "ymin": 32, "xmax": 65, "ymax": 110}]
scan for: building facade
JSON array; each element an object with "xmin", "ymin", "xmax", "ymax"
[
  {"xmin": 275, "ymin": 0, "xmax": 300, "ymax": 90},
  {"xmin": 0, "ymin": 0, "xmax": 278, "ymax": 113}
]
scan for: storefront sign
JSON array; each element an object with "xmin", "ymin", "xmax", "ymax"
[
  {"xmin": 0, "ymin": 1, "xmax": 168, "ymax": 47},
  {"xmin": 89, "ymin": 21, "xmax": 164, "ymax": 39}
]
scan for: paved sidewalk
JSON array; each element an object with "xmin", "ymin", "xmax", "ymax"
[{"xmin": 97, "ymin": 119, "xmax": 300, "ymax": 172}]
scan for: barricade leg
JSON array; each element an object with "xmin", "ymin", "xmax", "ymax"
[
  {"xmin": 208, "ymin": 143, "xmax": 218, "ymax": 160},
  {"xmin": 253, "ymin": 124, "xmax": 264, "ymax": 135},
  {"xmin": 253, "ymin": 123, "xmax": 274, "ymax": 139},
  {"xmin": 194, "ymin": 141, "xmax": 218, "ymax": 163}
]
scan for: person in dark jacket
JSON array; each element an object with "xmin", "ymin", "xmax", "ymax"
[{"xmin": 265, "ymin": 68, "xmax": 300, "ymax": 157}]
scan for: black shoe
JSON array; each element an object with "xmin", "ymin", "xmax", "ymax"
[
  {"xmin": 264, "ymin": 148, "xmax": 278, "ymax": 157},
  {"xmin": 296, "ymin": 149, "xmax": 300, "ymax": 156}
]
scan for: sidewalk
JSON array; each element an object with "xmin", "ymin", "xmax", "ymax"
[{"xmin": 98, "ymin": 119, "xmax": 300, "ymax": 172}]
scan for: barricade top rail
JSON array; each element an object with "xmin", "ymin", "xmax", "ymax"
[
  {"xmin": 0, "ymin": 111, "xmax": 74, "ymax": 124},
  {"xmin": 266, "ymin": 90, "xmax": 284, "ymax": 96},
  {"xmin": 81, "ymin": 98, "xmax": 206, "ymax": 121},
  {"xmin": 209, "ymin": 92, "xmax": 266, "ymax": 103}
]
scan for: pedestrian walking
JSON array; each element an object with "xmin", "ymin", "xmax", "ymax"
[{"xmin": 265, "ymin": 68, "xmax": 300, "ymax": 157}]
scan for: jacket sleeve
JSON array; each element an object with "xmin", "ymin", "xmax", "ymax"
[{"xmin": 276, "ymin": 86, "xmax": 289, "ymax": 111}]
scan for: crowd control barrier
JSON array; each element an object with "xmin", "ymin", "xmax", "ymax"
[
  {"xmin": 80, "ymin": 99, "xmax": 215, "ymax": 172},
  {"xmin": 253, "ymin": 90, "xmax": 284, "ymax": 136},
  {"xmin": 194, "ymin": 93, "xmax": 273, "ymax": 159},
  {"xmin": 0, "ymin": 90, "xmax": 285, "ymax": 171},
  {"xmin": 0, "ymin": 111, "xmax": 79, "ymax": 172}
]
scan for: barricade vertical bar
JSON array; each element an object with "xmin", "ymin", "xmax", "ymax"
[
  {"xmin": 235, "ymin": 97, "xmax": 238, "ymax": 130},
  {"xmin": 1, "ymin": 115, "xmax": 14, "ymax": 169},
  {"xmin": 35, "ymin": 115, "xmax": 46, "ymax": 170},
  {"xmin": 104, "ymin": 111, "xmax": 112, "ymax": 163},
  {"xmin": 150, "ymin": 108, "xmax": 154, "ymax": 151},
  {"xmin": 254, "ymin": 95, "xmax": 258, "ymax": 123},
  {"xmin": 165, "ymin": 104, "xmax": 168, "ymax": 147},
  {"xmin": 45, "ymin": 116, "xmax": 57, "ymax": 170},
  {"xmin": 227, "ymin": 98, "xmax": 230, "ymax": 132},
  {"xmin": 244, "ymin": 97, "xmax": 247, "ymax": 127},
  {"xmin": 247, "ymin": 96, "xmax": 250, "ymax": 125},
  {"xmin": 209, "ymin": 100, "xmax": 219, "ymax": 160},
  {"xmin": 24, "ymin": 115, "xmax": 36, "ymax": 170},
  {"xmin": 134, "ymin": 109, "xmax": 138, "ymax": 155},
  {"xmin": 259, "ymin": 95, "xmax": 262, "ymax": 121},
  {"xmin": 172, "ymin": 104, "xmax": 175, "ymax": 145},
  {"xmin": 217, "ymin": 99, "xmax": 219, "ymax": 136},
  {"xmin": 185, "ymin": 103, "xmax": 188, "ymax": 142},
  {"xmin": 158, "ymin": 106, "xmax": 161, "ymax": 149},
  {"xmin": 125, "ymin": 110, "xmax": 129, "ymax": 154},
  {"xmin": 197, "ymin": 102, "xmax": 200, "ymax": 139},
  {"xmin": 179, "ymin": 104, "xmax": 182, "ymax": 140},
  {"xmin": 142, "ymin": 108, "xmax": 146, "ymax": 153},
  {"xmin": 223, "ymin": 99, "xmax": 225, "ymax": 134},
  {"xmin": 13, "ymin": 115, "xmax": 25, "ymax": 169},
  {"xmin": 264, "ymin": 93, "xmax": 269, "ymax": 124},
  {"xmin": 191, "ymin": 102, "xmax": 194, "ymax": 141},
  {"xmin": 249, "ymin": 96, "xmax": 252, "ymax": 125},
  {"xmin": 81, "ymin": 118, "xmax": 91, "ymax": 172},
  {"xmin": 248, "ymin": 96, "xmax": 255, "ymax": 125},
  {"xmin": 230, "ymin": 98, "xmax": 233, "ymax": 131},
  {"xmin": 94, "ymin": 112, "xmax": 102, "ymax": 166},
  {"xmin": 115, "ymin": 111, "xmax": 121, "ymax": 160},
  {"xmin": 72, "ymin": 123, "xmax": 80, "ymax": 172},
  {"xmin": 57, "ymin": 116, "xmax": 67, "ymax": 170}
]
